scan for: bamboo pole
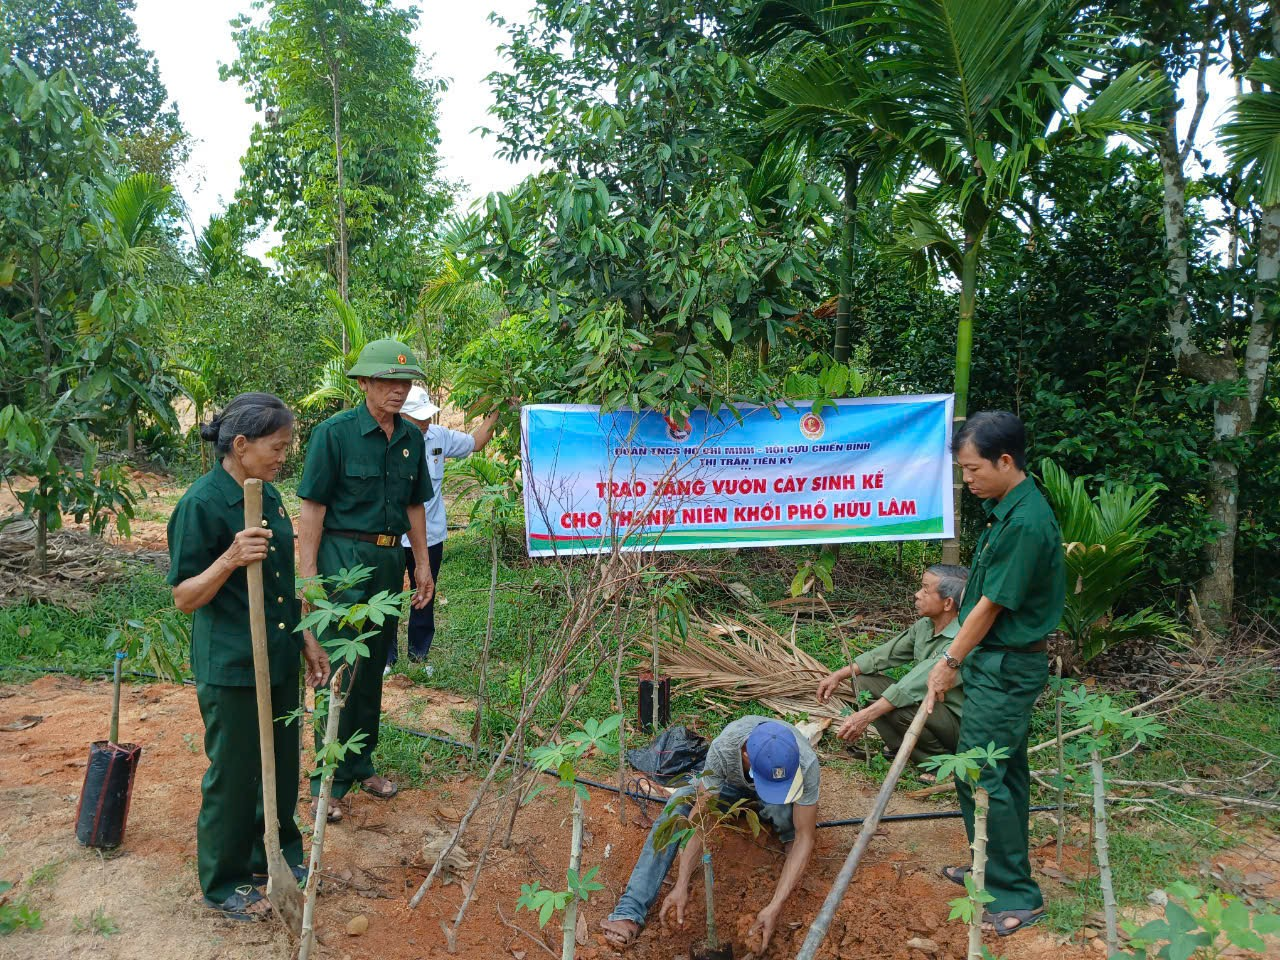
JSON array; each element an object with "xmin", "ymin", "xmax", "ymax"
[
  {"xmin": 795, "ymin": 702, "xmax": 930, "ymax": 960},
  {"xmin": 1090, "ymin": 749, "xmax": 1119, "ymax": 952}
]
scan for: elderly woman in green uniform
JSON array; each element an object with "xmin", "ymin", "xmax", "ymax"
[
  {"xmin": 925, "ymin": 411, "xmax": 1065, "ymax": 938},
  {"xmin": 167, "ymin": 393, "xmax": 330, "ymax": 921},
  {"xmin": 297, "ymin": 339, "xmax": 434, "ymax": 814}
]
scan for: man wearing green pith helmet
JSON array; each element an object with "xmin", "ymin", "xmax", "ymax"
[{"xmin": 297, "ymin": 339, "xmax": 434, "ymax": 817}]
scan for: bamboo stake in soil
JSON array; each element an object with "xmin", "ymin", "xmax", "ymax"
[
  {"xmin": 1089, "ymin": 748, "xmax": 1119, "ymax": 952},
  {"xmin": 796, "ymin": 702, "xmax": 930, "ymax": 960},
  {"xmin": 299, "ymin": 666, "xmax": 348, "ymax": 960},
  {"xmin": 561, "ymin": 789, "xmax": 586, "ymax": 960},
  {"xmin": 967, "ymin": 786, "xmax": 990, "ymax": 960}
]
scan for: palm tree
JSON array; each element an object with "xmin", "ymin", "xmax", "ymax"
[
  {"xmin": 299, "ymin": 291, "xmax": 415, "ymax": 411},
  {"xmin": 751, "ymin": 0, "xmax": 910, "ymax": 364},
  {"xmin": 765, "ymin": 0, "xmax": 1163, "ymax": 558}
]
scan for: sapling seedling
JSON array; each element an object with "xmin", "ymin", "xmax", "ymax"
[
  {"xmin": 1122, "ymin": 880, "xmax": 1280, "ymax": 959},
  {"xmin": 922, "ymin": 743, "xmax": 1010, "ymax": 960},
  {"xmin": 291, "ymin": 565, "xmax": 413, "ymax": 960},
  {"xmin": 517, "ymin": 715, "xmax": 621, "ymax": 960},
  {"xmin": 1059, "ymin": 684, "xmax": 1165, "ymax": 955},
  {"xmin": 652, "ymin": 774, "xmax": 764, "ymax": 959}
]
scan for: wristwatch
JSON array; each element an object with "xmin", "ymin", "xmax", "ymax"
[{"xmin": 941, "ymin": 652, "xmax": 962, "ymax": 670}]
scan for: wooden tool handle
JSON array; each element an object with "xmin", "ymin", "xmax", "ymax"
[{"xmin": 243, "ymin": 480, "xmax": 283, "ymax": 857}]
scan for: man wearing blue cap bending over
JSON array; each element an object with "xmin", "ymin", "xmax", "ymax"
[{"xmin": 600, "ymin": 716, "xmax": 820, "ymax": 952}]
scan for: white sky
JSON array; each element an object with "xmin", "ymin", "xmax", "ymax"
[
  {"xmin": 133, "ymin": 0, "xmax": 540, "ymax": 244},
  {"xmin": 133, "ymin": 1, "xmax": 1240, "ymax": 257}
]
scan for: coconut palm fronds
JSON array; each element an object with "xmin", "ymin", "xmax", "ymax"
[{"xmin": 640, "ymin": 613, "xmax": 855, "ymax": 720}]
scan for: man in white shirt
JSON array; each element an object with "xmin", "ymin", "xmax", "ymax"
[{"xmin": 386, "ymin": 386, "xmax": 499, "ymax": 670}]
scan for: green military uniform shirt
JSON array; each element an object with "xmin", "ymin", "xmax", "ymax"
[
  {"xmin": 167, "ymin": 462, "xmax": 301, "ymax": 686},
  {"xmin": 960, "ymin": 476, "xmax": 1066, "ymax": 650},
  {"xmin": 854, "ymin": 617, "xmax": 963, "ymax": 710},
  {"xmin": 297, "ymin": 404, "xmax": 433, "ymax": 535}
]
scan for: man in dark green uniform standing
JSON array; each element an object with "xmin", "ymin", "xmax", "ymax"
[
  {"xmin": 298, "ymin": 340, "xmax": 434, "ymax": 811},
  {"xmin": 925, "ymin": 411, "xmax": 1065, "ymax": 937}
]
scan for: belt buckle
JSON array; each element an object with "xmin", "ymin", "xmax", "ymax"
[{"xmin": 376, "ymin": 534, "xmax": 395, "ymax": 547}]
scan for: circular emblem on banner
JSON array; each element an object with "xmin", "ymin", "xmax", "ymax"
[
  {"xmin": 800, "ymin": 412, "xmax": 825, "ymax": 441},
  {"xmin": 397, "ymin": 353, "xmax": 407, "ymax": 364},
  {"xmin": 664, "ymin": 415, "xmax": 691, "ymax": 443}
]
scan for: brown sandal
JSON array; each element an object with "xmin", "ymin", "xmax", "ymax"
[
  {"xmin": 360, "ymin": 775, "xmax": 398, "ymax": 799},
  {"xmin": 310, "ymin": 800, "xmax": 343, "ymax": 823}
]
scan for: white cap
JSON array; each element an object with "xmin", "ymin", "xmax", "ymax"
[{"xmin": 399, "ymin": 385, "xmax": 440, "ymax": 421}]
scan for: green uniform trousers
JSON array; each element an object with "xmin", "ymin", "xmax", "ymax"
[
  {"xmin": 955, "ymin": 646, "xmax": 1048, "ymax": 912},
  {"xmin": 855, "ymin": 673, "xmax": 961, "ymax": 765},
  {"xmin": 196, "ymin": 678, "xmax": 304, "ymax": 903},
  {"xmin": 311, "ymin": 535, "xmax": 405, "ymax": 800}
]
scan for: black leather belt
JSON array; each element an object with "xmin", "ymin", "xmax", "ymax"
[
  {"xmin": 326, "ymin": 529, "xmax": 399, "ymax": 548},
  {"xmin": 985, "ymin": 640, "xmax": 1049, "ymax": 653}
]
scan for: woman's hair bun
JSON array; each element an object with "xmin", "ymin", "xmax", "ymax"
[{"xmin": 199, "ymin": 419, "xmax": 222, "ymax": 443}]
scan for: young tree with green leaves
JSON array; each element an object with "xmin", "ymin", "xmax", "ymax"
[
  {"xmin": 1, "ymin": 59, "xmax": 180, "ymax": 569},
  {"xmin": 923, "ymin": 744, "xmax": 1010, "ymax": 960},
  {"xmin": 1059, "ymin": 684, "xmax": 1166, "ymax": 954},
  {"xmin": 223, "ymin": 0, "xmax": 450, "ymax": 321},
  {"xmin": 0, "ymin": 0, "xmax": 187, "ymax": 180},
  {"xmin": 517, "ymin": 716, "xmax": 621, "ymax": 960},
  {"xmin": 483, "ymin": 0, "xmax": 831, "ymax": 420}
]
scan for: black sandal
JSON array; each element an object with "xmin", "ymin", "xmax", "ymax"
[
  {"xmin": 941, "ymin": 864, "xmax": 971, "ymax": 886},
  {"xmin": 984, "ymin": 908, "xmax": 1047, "ymax": 937},
  {"xmin": 204, "ymin": 887, "xmax": 271, "ymax": 922}
]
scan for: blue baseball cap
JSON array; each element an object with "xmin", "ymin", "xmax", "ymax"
[{"xmin": 745, "ymin": 721, "xmax": 804, "ymax": 805}]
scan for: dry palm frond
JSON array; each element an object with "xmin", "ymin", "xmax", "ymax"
[
  {"xmin": 640, "ymin": 613, "xmax": 856, "ymax": 719},
  {"xmin": 0, "ymin": 513, "xmax": 168, "ymax": 608}
]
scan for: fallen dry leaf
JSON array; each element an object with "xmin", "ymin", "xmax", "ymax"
[{"xmin": 0, "ymin": 715, "xmax": 42, "ymax": 731}]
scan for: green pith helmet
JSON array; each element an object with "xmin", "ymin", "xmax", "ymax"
[{"xmin": 345, "ymin": 339, "xmax": 425, "ymax": 380}]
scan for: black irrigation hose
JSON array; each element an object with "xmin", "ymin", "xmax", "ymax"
[
  {"xmin": 384, "ymin": 723, "xmax": 1058, "ymax": 830},
  {"xmin": 2, "ymin": 662, "xmax": 1054, "ymax": 829}
]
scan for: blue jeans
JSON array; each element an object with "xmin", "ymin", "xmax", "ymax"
[{"xmin": 607, "ymin": 784, "xmax": 795, "ymax": 928}]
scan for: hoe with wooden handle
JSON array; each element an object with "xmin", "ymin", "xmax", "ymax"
[
  {"xmin": 244, "ymin": 478, "xmax": 304, "ymax": 935},
  {"xmin": 795, "ymin": 700, "xmax": 932, "ymax": 960}
]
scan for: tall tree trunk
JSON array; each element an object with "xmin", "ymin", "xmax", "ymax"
[
  {"xmin": 834, "ymin": 161, "xmax": 859, "ymax": 364},
  {"xmin": 1156, "ymin": 74, "xmax": 1277, "ymax": 631},
  {"xmin": 33, "ymin": 507, "xmax": 49, "ymax": 575},
  {"xmin": 942, "ymin": 240, "xmax": 980, "ymax": 566},
  {"xmin": 330, "ymin": 59, "xmax": 350, "ymax": 352}
]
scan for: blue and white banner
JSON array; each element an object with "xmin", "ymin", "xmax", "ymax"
[{"xmin": 521, "ymin": 395, "xmax": 954, "ymax": 556}]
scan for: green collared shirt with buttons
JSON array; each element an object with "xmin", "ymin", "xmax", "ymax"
[
  {"xmin": 166, "ymin": 461, "xmax": 301, "ymax": 686},
  {"xmin": 853, "ymin": 616, "xmax": 963, "ymax": 710},
  {"xmin": 959, "ymin": 475, "xmax": 1066, "ymax": 649},
  {"xmin": 297, "ymin": 403, "xmax": 433, "ymax": 535}
]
